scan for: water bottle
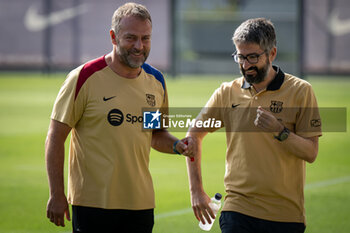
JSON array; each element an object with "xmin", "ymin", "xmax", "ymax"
[{"xmin": 199, "ymin": 193, "xmax": 222, "ymax": 231}]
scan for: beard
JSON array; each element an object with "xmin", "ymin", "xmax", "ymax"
[
  {"xmin": 116, "ymin": 45, "xmax": 149, "ymax": 69},
  {"xmin": 241, "ymin": 59, "xmax": 270, "ymax": 84}
]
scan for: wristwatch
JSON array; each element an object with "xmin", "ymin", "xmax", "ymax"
[{"xmin": 274, "ymin": 127, "xmax": 290, "ymax": 141}]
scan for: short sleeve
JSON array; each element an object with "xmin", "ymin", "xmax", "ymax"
[
  {"xmin": 295, "ymin": 84, "xmax": 322, "ymax": 138},
  {"xmin": 51, "ymin": 68, "xmax": 85, "ymax": 128},
  {"xmin": 194, "ymin": 86, "xmax": 224, "ymax": 132}
]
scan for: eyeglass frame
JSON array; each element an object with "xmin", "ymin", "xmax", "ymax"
[{"xmin": 232, "ymin": 51, "xmax": 267, "ymax": 64}]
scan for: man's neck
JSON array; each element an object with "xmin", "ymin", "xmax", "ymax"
[
  {"xmin": 105, "ymin": 51, "xmax": 141, "ymax": 79},
  {"xmin": 252, "ymin": 66, "xmax": 276, "ymax": 93}
]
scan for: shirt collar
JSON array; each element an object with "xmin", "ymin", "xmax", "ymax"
[{"xmin": 241, "ymin": 65, "xmax": 285, "ymax": 91}]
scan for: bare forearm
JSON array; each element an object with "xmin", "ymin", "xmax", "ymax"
[
  {"xmin": 46, "ymin": 138, "xmax": 65, "ymax": 195},
  {"xmin": 186, "ymin": 146, "xmax": 204, "ymax": 193},
  {"xmin": 45, "ymin": 120, "xmax": 71, "ymax": 196},
  {"xmin": 151, "ymin": 129, "xmax": 178, "ymax": 153},
  {"xmin": 255, "ymin": 107, "xmax": 319, "ymax": 163},
  {"xmin": 186, "ymin": 131, "xmax": 207, "ymax": 193},
  {"xmin": 282, "ymin": 133, "xmax": 319, "ymax": 163}
]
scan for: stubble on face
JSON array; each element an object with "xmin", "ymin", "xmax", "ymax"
[{"xmin": 116, "ymin": 41, "xmax": 149, "ymax": 68}]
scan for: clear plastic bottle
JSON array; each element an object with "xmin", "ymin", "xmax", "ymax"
[{"xmin": 199, "ymin": 193, "xmax": 222, "ymax": 231}]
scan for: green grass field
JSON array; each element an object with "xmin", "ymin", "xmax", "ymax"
[{"xmin": 0, "ymin": 73, "xmax": 349, "ymax": 233}]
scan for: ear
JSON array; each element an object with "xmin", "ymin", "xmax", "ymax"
[
  {"xmin": 110, "ymin": 30, "xmax": 117, "ymax": 45},
  {"xmin": 269, "ymin": 47, "xmax": 277, "ymax": 62}
]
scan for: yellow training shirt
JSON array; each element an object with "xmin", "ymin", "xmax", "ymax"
[
  {"xmin": 198, "ymin": 66, "xmax": 322, "ymax": 223},
  {"xmin": 51, "ymin": 56, "xmax": 168, "ymax": 210}
]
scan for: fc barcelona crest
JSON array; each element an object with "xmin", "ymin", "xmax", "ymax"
[
  {"xmin": 146, "ymin": 94, "xmax": 156, "ymax": 106},
  {"xmin": 270, "ymin": 100, "xmax": 283, "ymax": 113}
]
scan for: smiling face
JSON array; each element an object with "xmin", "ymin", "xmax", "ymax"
[
  {"xmin": 115, "ymin": 15, "xmax": 152, "ymax": 69},
  {"xmin": 235, "ymin": 42, "xmax": 272, "ymax": 85}
]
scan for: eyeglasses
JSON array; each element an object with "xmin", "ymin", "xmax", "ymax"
[{"xmin": 232, "ymin": 51, "xmax": 266, "ymax": 64}]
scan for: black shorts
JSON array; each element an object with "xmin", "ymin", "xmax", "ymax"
[
  {"xmin": 219, "ymin": 211, "xmax": 305, "ymax": 233},
  {"xmin": 72, "ymin": 205, "xmax": 154, "ymax": 233}
]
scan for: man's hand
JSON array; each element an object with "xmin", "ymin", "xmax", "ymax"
[
  {"xmin": 191, "ymin": 190, "xmax": 215, "ymax": 224},
  {"xmin": 176, "ymin": 136, "xmax": 195, "ymax": 159},
  {"xmin": 46, "ymin": 193, "xmax": 71, "ymax": 227},
  {"xmin": 254, "ymin": 106, "xmax": 284, "ymax": 133}
]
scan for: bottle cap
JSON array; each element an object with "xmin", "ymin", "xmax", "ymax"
[{"xmin": 215, "ymin": 193, "xmax": 222, "ymax": 200}]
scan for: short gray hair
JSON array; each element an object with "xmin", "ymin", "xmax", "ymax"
[
  {"xmin": 232, "ymin": 18, "xmax": 276, "ymax": 52},
  {"xmin": 111, "ymin": 2, "xmax": 152, "ymax": 35}
]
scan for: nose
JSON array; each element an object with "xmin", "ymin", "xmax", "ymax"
[
  {"xmin": 241, "ymin": 59, "xmax": 252, "ymax": 70},
  {"xmin": 134, "ymin": 38, "xmax": 143, "ymax": 50}
]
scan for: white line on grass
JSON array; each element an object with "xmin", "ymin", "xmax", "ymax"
[
  {"xmin": 155, "ymin": 208, "xmax": 193, "ymax": 220},
  {"xmin": 155, "ymin": 175, "xmax": 350, "ymax": 220},
  {"xmin": 305, "ymin": 175, "xmax": 350, "ymax": 190}
]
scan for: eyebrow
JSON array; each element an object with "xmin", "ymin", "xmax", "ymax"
[
  {"xmin": 124, "ymin": 33, "xmax": 151, "ymax": 37},
  {"xmin": 237, "ymin": 52, "xmax": 262, "ymax": 56}
]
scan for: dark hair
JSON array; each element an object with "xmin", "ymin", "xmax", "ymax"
[{"xmin": 232, "ymin": 18, "xmax": 276, "ymax": 52}]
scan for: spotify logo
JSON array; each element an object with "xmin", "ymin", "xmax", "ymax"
[{"xmin": 107, "ymin": 109, "xmax": 124, "ymax": 126}]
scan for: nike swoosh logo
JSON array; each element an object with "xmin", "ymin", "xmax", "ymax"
[
  {"xmin": 24, "ymin": 4, "xmax": 88, "ymax": 32},
  {"xmin": 103, "ymin": 96, "xmax": 116, "ymax": 101},
  {"xmin": 232, "ymin": 104, "xmax": 240, "ymax": 108},
  {"xmin": 328, "ymin": 10, "xmax": 350, "ymax": 36}
]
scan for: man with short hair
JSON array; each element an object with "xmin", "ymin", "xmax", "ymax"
[
  {"xmin": 45, "ymin": 3, "xmax": 190, "ymax": 232},
  {"xmin": 186, "ymin": 18, "xmax": 322, "ymax": 233}
]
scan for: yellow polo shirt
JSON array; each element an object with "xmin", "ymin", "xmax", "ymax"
[
  {"xmin": 198, "ymin": 66, "xmax": 322, "ymax": 223},
  {"xmin": 51, "ymin": 56, "xmax": 168, "ymax": 210}
]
